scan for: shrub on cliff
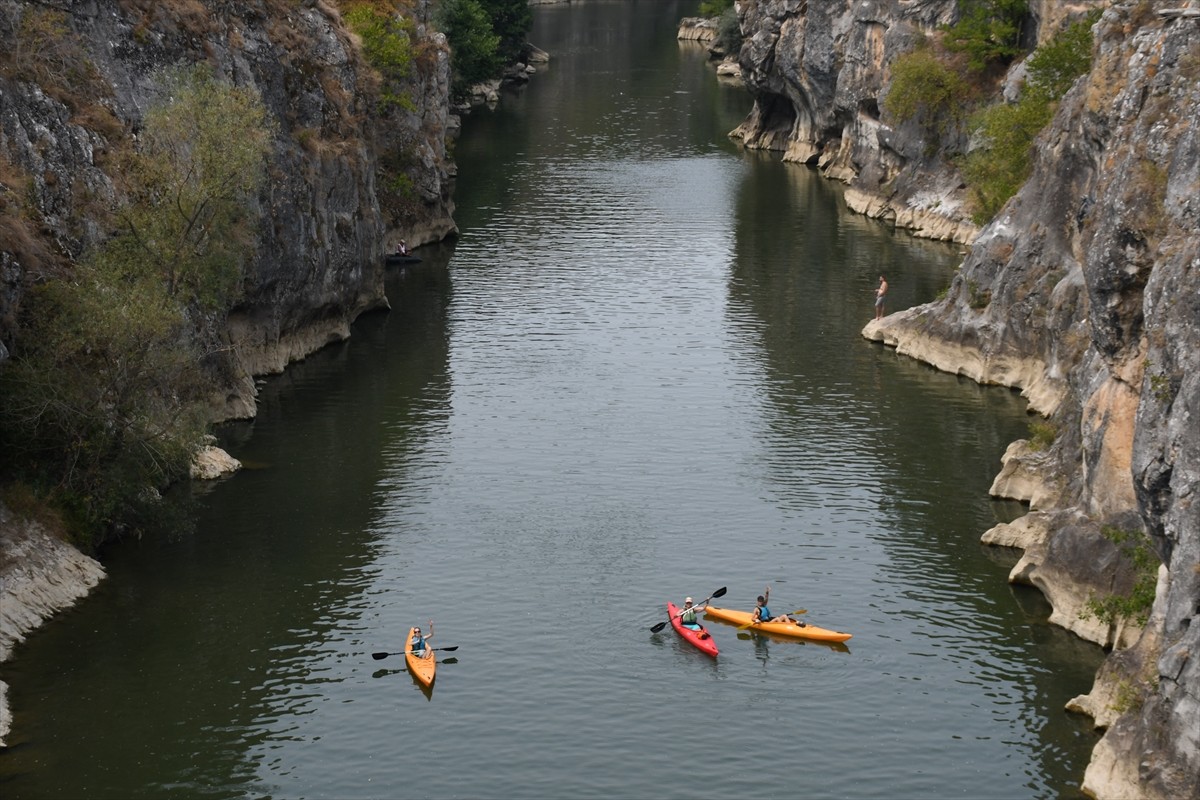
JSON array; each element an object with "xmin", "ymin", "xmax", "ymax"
[
  {"xmin": 0, "ymin": 67, "xmax": 273, "ymax": 549},
  {"xmin": 715, "ymin": 8, "xmax": 742, "ymax": 55},
  {"xmin": 883, "ymin": 48, "xmax": 971, "ymax": 142},
  {"xmin": 1082, "ymin": 526, "xmax": 1160, "ymax": 626},
  {"xmin": 961, "ymin": 14, "xmax": 1098, "ymax": 220},
  {"xmin": 961, "ymin": 97, "xmax": 1053, "ymax": 220},
  {"xmin": 343, "ymin": 2, "xmax": 417, "ymax": 112},
  {"xmin": 942, "ymin": 0, "xmax": 1030, "ymax": 72}
]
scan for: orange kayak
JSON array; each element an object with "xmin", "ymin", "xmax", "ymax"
[
  {"xmin": 405, "ymin": 627, "xmax": 437, "ymax": 687},
  {"xmin": 704, "ymin": 606, "xmax": 852, "ymax": 642}
]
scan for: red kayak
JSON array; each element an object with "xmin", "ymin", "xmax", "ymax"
[{"xmin": 667, "ymin": 602, "xmax": 719, "ymax": 657}]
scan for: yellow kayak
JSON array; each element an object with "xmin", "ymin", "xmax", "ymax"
[
  {"xmin": 405, "ymin": 627, "xmax": 437, "ymax": 687},
  {"xmin": 704, "ymin": 606, "xmax": 853, "ymax": 642}
]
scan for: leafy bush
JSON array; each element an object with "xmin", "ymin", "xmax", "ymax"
[
  {"xmin": 434, "ymin": 0, "xmax": 502, "ymax": 99},
  {"xmin": 943, "ymin": 0, "xmax": 1030, "ymax": 72},
  {"xmin": 715, "ymin": 7, "xmax": 742, "ymax": 54},
  {"xmin": 699, "ymin": 0, "xmax": 735, "ymax": 17},
  {"xmin": 961, "ymin": 97, "xmax": 1053, "ymax": 220},
  {"xmin": 0, "ymin": 67, "xmax": 273, "ymax": 549},
  {"xmin": 961, "ymin": 14, "xmax": 1097, "ymax": 221},
  {"xmin": 1024, "ymin": 11, "xmax": 1100, "ymax": 100},
  {"xmin": 883, "ymin": 49, "xmax": 971, "ymax": 139},
  {"xmin": 1026, "ymin": 419, "xmax": 1056, "ymax": 450},
  {"xmin": 1082, "ymin": 526, "xmax": 1160, "ymax": 626},
  {"xmin": 343, "ymin": 2, "xmax": 417, "ymax": 111}
]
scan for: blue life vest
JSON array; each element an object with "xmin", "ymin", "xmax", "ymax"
[
  {"xmin": 411, "ymin": 634, "xmax": 426, "ymax": 652},
  {"xmin": 757, "ymin": 604, "xmax": 771, "ymax": 621}
]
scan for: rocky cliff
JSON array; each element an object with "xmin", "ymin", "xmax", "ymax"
[
  {"xmin": 0, "ymin": 0, "xmax": 456, "ymax": 418},
  {"xmin": 730, "ymin": 0, "xmax": 1197, "ymax": 797},
  {"xmin": 0, "ymin": 0, "xmax": 457, "ymax": 748}
]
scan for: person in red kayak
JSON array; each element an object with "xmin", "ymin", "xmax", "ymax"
[
  {"xmin": 679, "ymin": 597, "xmax": 703, "ymax": 630},
  {"xmin": 753, "ymin": 585, "xmax": 805, "ymax": 626}
]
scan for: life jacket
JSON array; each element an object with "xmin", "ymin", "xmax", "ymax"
[
  {"xmin": 756, "ymin": 604, "xmax": 771, "ymax": 621},
  {"xmin": 411, "ymin": 634, "xmax": 426, "ymax": 652},
  {"xmin": 681, "ymin": 606, "xmax": 697, "ymax": 624}
]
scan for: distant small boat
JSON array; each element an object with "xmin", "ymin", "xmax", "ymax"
[{"xmin": 386, "ymin": 253, "xmax": 421, "ymax": 266}]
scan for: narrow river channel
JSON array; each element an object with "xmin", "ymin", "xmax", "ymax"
[{"xmin": 0, "ymin": 2, "xmax": 1105, "ymax": 798}]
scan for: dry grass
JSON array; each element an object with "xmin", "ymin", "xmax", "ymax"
[
  {"xmin": 118, "ymin": 0, "xmax": 218, "ymax": 37},
  {"xmin": 0, "ymin": 159, "xmax": 63, "ymax": 277}
]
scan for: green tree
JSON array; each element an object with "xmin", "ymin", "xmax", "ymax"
[
  {"xmin": 435, "ymin": 0, "xmax": 502, "ymax": 99},
  {"xmin": 479, "ymin": 0, "xmax": 532, "ymax": 63},
  {"xmin": 1024, "ymin": 12, "xmax": 1100, "ymax": 100},
  {"xmin": 943, "ymin": 0, "xmax": 1030, "ymax": 72},
  {"xmin": 0, "ymin": 66, "xmax": 273, "ymax": 548},
  {"xmin": 117, "ymin": 67, "xmax": 274, "ymax": 308}
]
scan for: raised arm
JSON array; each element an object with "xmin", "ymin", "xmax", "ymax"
[{"xmin": 427, "ymin": 619, "xmax": 434, "ymax": 641}]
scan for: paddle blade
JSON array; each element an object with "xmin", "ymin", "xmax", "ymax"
[
  {"xmin": 711, "ymin": 587, "xmax": 727, "ymax": 599},
  {"xmin": 372, "ymin": 652, "xmax": 392, "ymax": 660},
  {"xmin": 736, "ymin": 622, "xmax": 755, "ymax": 631},
  {"xmin": 790, "ymin": 609, "xmax": 807, "ymax": 615},
  {"xmin": 440, "ymin": 646, "xmax": 459, "ymax": 652},
  {"xmin": 650, "ymin": 621, "xmax": 668, "ymax": 633}
]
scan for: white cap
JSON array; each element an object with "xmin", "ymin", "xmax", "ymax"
[{"xmin": 685, "ymin": 597, "xmax": 693, "ymax": 603}]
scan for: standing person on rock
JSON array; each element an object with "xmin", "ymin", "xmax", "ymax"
[{"xmin": 874, "ymin": 275, "xmax": 888, "ymax": 320}]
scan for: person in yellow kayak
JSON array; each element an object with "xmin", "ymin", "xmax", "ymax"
[
  {"xmin": 679, "ymin": 597, "xmax": 703, "ymax": 630},
  {"xmin": 753, "ymin": 585, "xmax": 805, "ymax": 626},
  {"xmin": 410, "ymin": 620, "xmax": 434, "ymax": 657}
]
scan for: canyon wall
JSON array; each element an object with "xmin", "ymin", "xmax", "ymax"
[
  {"xmin": 732, "ymin": 0, "xmax": 1197, "ymax": 797},
  {"xmin": 0, "ymin": 0, "xmax": 456, "ymax": 418}
]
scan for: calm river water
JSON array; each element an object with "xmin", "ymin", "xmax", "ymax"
[{"xmin": 1, "ymin": 2, "xmax": 1105, "ymax": 798}]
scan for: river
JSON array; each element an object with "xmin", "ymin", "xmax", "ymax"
[{"xmin": 0, "ymin": 2, "xmax": 1104, "ymax": 798}]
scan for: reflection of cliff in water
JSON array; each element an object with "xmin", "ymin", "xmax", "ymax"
[
  {"xmin": 0, "ymin": 255, "xmax": 454, "ymax": 796},
  {"xmin": 722, "ymin": 149, "xmax": 1104, "ymax": 792}
]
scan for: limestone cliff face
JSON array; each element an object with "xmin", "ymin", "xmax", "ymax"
[
  {"xmin": 724, "ymin": 0, "xmax": 1198, "ymax": 794},
  {"xmin": 732, "ymin": 0, "xmax": 981, "ymax": 241},
  {"xmin": 851, "ymin": 3, "xmax": 1197, "ymax": 798},
  {"xmin": 0, "ymin": 0, "xmax": 456, "ymax": 418}
]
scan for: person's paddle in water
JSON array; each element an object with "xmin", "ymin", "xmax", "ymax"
[{"xmin": 754, "ymin": 585, "xmax": 805, "ymax": 626}]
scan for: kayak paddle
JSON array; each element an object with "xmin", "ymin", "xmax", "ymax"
[
  {"xmin": 737, "ymin": 609, "xmax": 807, "ymax": 630},
  {"xmin": 372, "ymin": 646, "xmax": 459, "ymax": 660},
  {"xmin": 650, "ymin": 586, "xmax": 727, "ymax": 633}
]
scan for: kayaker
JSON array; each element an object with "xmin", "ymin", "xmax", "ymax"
[
  {"xmin": 753, "ymin": 585, "xmax": 804, "ymax": 625},
  {"xmin": 410, "ymin": 620, "xmax": 434, "ymax": 657},
  {"xmin": 679, "ymin": 597, "xmax": 702, "ymax": 630}
]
